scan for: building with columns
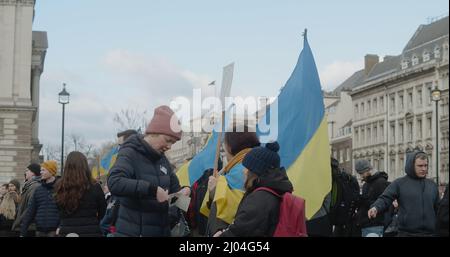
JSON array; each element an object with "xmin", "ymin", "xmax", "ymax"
[
  {"xmin": 0, "ymin": 0, "xmax": 47, "ymax": 183},
  {"xmin": 348, "ymin": 16, "xmax": 449, "ymax": 184}
]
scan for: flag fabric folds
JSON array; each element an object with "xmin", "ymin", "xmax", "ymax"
[
  {"xmin": 91, "ymin": 145, "xmax": 119, "ymax": 178},
  {"xmin": 257, "ymin": 34, "xmax": 331, "ymax": 219}
]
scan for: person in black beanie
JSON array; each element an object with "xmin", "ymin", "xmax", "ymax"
[
  {"xmin": 214, "ymin": 142, "xmax": 294, "ymax": 237},
  {"xmin": 11, "ymin": 163, "xmax": 42, "ymax": 236}
]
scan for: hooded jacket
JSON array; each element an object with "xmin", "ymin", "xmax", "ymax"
[
  {"xmin": 371, "ymin": 151, "xmax": 439, "ymax": 236},
  {"xmin": 107, "ymin": 134, "xmax": 181, "ymax": 237},
  {"xmin": 220, "ymin": 168, "xmax": 293, "ymax": 237},
  {"xmin": 356, "ymin": 171, "xmax": 390, "ymax": 228}
]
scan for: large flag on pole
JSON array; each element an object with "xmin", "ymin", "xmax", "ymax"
[{"xmin": 258, "ymin": 31, "xmax": 331, "ymax": 219}]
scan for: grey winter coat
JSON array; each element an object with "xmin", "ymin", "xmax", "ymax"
[{"xmin": 12, "ymin": 176, "xmax": 41, "ymax": 232}]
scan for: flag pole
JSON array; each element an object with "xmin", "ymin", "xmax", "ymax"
[
  {"xmin": 213, "ymin": 110, "xmax": 225, "ymax": 177},
  {"xmin": 97, "ymin": 154, "xmax": 101, "ymax": 181}
]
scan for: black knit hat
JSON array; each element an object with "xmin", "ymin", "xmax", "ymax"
[
  {"xmin": 27, "ymin": 163, "xmax": 41, "ymax": 176},
  {"xmin": 242, "ymin": 142, "xmax": 281, "ymax": 176}
]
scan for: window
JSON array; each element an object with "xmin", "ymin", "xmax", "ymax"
[
  {"xmin": 417, "ymin": 88, "xmax": 423, "ymax": 106},
  {"xmin": 427, "ymin": 116, "xmax": 432, "ymax": 137},
  {"xmin": 390, "ymin": 123, "xmax": 395, "ymax": 143},
  {"xmin": 435, "ymin": 46, "xmax": 441, "ymax": 59},
  {"xmin": 361, "ymin": 128, "xmax": 365, "ymax": 146},
  {"xmin": 367, "ymin": 128, "xmax": 371, "ymax": 145},
  {"xmin": 373, "ymin": 99, "xmax": 377, "ymax": 114},
  {"xmin": 401, "ymin": 59, "xmax": 409, "ymax": 69},
  {"xmin": 399, "ymin": 157, "xmax": 404, "ymax": 176},
  {"xmin": 390, "ymin": 95, "xmax": 395, "ymax": 114},
  {"xmin": 407, "ymin": 121, "xmax": 413, "ymax": 142},
  {"xmin": 355, "ymin": 104, "xmax": 359, "ymax": 119},
  {"xmin": 380, "ymin": 123, "xmax": 384, "ymax": 140},
  {"xmin": 423, "ymin": 51, "xmax": 430, "ymax": 62},
  {"xmin": 412, "ymin": 55, "xmax": 419, "ymax": 66},
  {"xmin": 361, "ymin": 103, "xmax": 365, "ymax": 115},
  {"xmin": 390, "ymin": 159, "xmax": 396, "ymax": 175},
  {"xmin": 426, "ymin": 83, "xmax": 432, "ymax": 105},
  {"xmin": 380, "ymin": 96, "xmax": 384, "ymax": 111},
  {"xmin": 417, "ymin": 119, "xmax": 422, "ymax": 139},
  {"xmin": 374, "ymin": 125, "xmax": 378, "ymax": 143},
  {"xmin": 408, "ymin": 91, "xmax": 413, "ymax": 109},
  {"xmin": 399, "ymin": 123, "xmax": 404, "ymax": 142},
  {"xmin": 355, "ymin": 128, "xmax": 359, "ymax": 146},
  {"xmin": 368, "ymin": 100, "xmax": 371, "ymax": 115},
  {"xmin": 380, "ymin": 158, "xmax": 384, "ymax": 170},
  {"xmin": 399, "ymin": 94, "xmax": 404, "ymax": 111}
]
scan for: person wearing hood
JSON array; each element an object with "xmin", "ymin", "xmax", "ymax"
[
  {"xmin": 107, "ymin": 105, "xmax": 190, "ymax": 237},
  {"xmin": 20, "ymin": 160, "xmax": 60, "ymax": 237},
  {"xmin": 213, "ymin": 142, "xmax": 294, "ymax": 237},
  {"xmin": 368, "ymin": 150, "xmax": 440, "ymax": 237},
  {"xmin": 12, "ymin": 163, "xmax": 41, "ymax": 236},
  {"xmin": 354, "ymin": 159, "xmax": 390, "ymax": 237}
]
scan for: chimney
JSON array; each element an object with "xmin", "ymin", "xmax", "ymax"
[
  {"xmin": 364, "ymin": 54, "xmax": 379, "ymax": 75},
  {"xmin": 383, "ymin": 55, "xmax": 395, "ymax": 61}
]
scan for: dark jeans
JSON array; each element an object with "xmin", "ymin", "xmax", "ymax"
[
  {"xmin": 397, "ymin": 231, "xmax": 436, "ymax": 237},
  {"xmin": 36, "ymin": 231, "xmax": 57, "ymax": 237}
]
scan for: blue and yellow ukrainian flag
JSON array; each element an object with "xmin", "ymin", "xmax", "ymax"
[
  {"xmin": 98, "ymin": 145, "xmax": 119, "ymax": 176},
  {"xmin": 258, "ymin": 33, "xmax": 331, "ymax": 219},
  {"xmin": 176, "ymin": 131, "xmax": 219, "ymax": 187},
  {"xmin": 101, "ymin": 145, "xmax": 119, "ymax": 175},
  {"xmin": 177, "ymin": 104, "xmax": 235, "ymax": 187}
]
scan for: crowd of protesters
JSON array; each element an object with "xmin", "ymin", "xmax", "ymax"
[{"xmin": 0, "ymin": 105, "xmax": 448, "ymax": 237}]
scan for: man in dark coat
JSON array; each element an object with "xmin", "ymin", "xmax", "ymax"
[
  {"xmin": 12, "ymin": 163, "xmax": 42, "ymax": 236},
  {"xmin": 354, "ymin": 159, "xmax": 390, "ymax": 237},
  {"xmin": 369, "ymin": 150, "xmax": 440, "ymax": 237},
  {"xmin": 108, "ymin": 105, "xmax": 190, "ymax": 237},
  {"xmin": 20, "ymin": 161, "xmax": 60, "ymax": 237}
]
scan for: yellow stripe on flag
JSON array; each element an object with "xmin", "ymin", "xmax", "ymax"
[
  {"xmin": 176, "ymin": 161, "xmax": 191, "ymax": 187},
  {"xmin": 287, "ymin": 117, "xmax": 331, "ymax": 219},
  {"xmin": 214, "ymin": 176, "xmax": 245, "ymax": 224}
]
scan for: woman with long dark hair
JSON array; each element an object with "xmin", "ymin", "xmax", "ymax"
[{"xmin": 55, "ymin": 151, "xmax": 106, "ymax": 237}]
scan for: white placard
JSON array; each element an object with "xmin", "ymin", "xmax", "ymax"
[{"xmin": 219, "ymin": 62, "xmax": 234, "ymax": 110}]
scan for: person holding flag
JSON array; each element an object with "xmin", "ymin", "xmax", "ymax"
[{"xmin": 201, "ymin": 124, "xmax": 260, "ymax": 236}]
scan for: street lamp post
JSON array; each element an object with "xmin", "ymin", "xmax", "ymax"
[
  {"xmin": 431, "ymin": 86, "xmax": 441, "ymax": 186},
  {"xmin": 58, "ymin": 83, "xmax": 70, "ymax": 175}
]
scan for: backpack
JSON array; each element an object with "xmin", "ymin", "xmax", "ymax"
[
  {"xmin": 186, "ymin": 168, "xmax": 214, "ymax": 236},
  {"xmin": 330, "ymin": 171, "xmax": 360, "ymax": 226},
  {"xmin": 254, "ymin": 187, "xmax": 307, "ymax": 237}
]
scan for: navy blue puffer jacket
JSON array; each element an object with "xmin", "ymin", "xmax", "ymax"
[
  {"xmin": 20, "ymin": 178, "xmax": 60, "ymax": 236},
  {"xmin": 107, "ymin": 134, "xmax": 181, "ymax": 237}
]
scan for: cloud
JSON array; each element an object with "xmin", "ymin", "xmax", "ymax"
[
  {"xmin": 101, "ymin": 49, "xmax": 213, "ymax": 102},
  {"xmin": 38, "ymin": 50, "xmax": 214, "ymax": 151},
  {"xmin": 39, "ymin": 93, "xmax": 117, "ymax": 148},
  {"xmin": 319, "ymin": 60, "xmax": 363, "ymax": 91}
]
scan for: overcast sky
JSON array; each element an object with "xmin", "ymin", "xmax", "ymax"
[{"xmin": 32, "ymin": 0, "xmax": 449, "ymax": 149}]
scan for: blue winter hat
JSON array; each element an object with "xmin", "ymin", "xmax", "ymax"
[{"xmin": 242, "ymin": 142, "xmax": 281, "ymax": 176}]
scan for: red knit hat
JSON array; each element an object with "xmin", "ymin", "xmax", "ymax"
[{"xmin": 145, "ymin": 105, "xmax": 182, "ymax": 141}]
